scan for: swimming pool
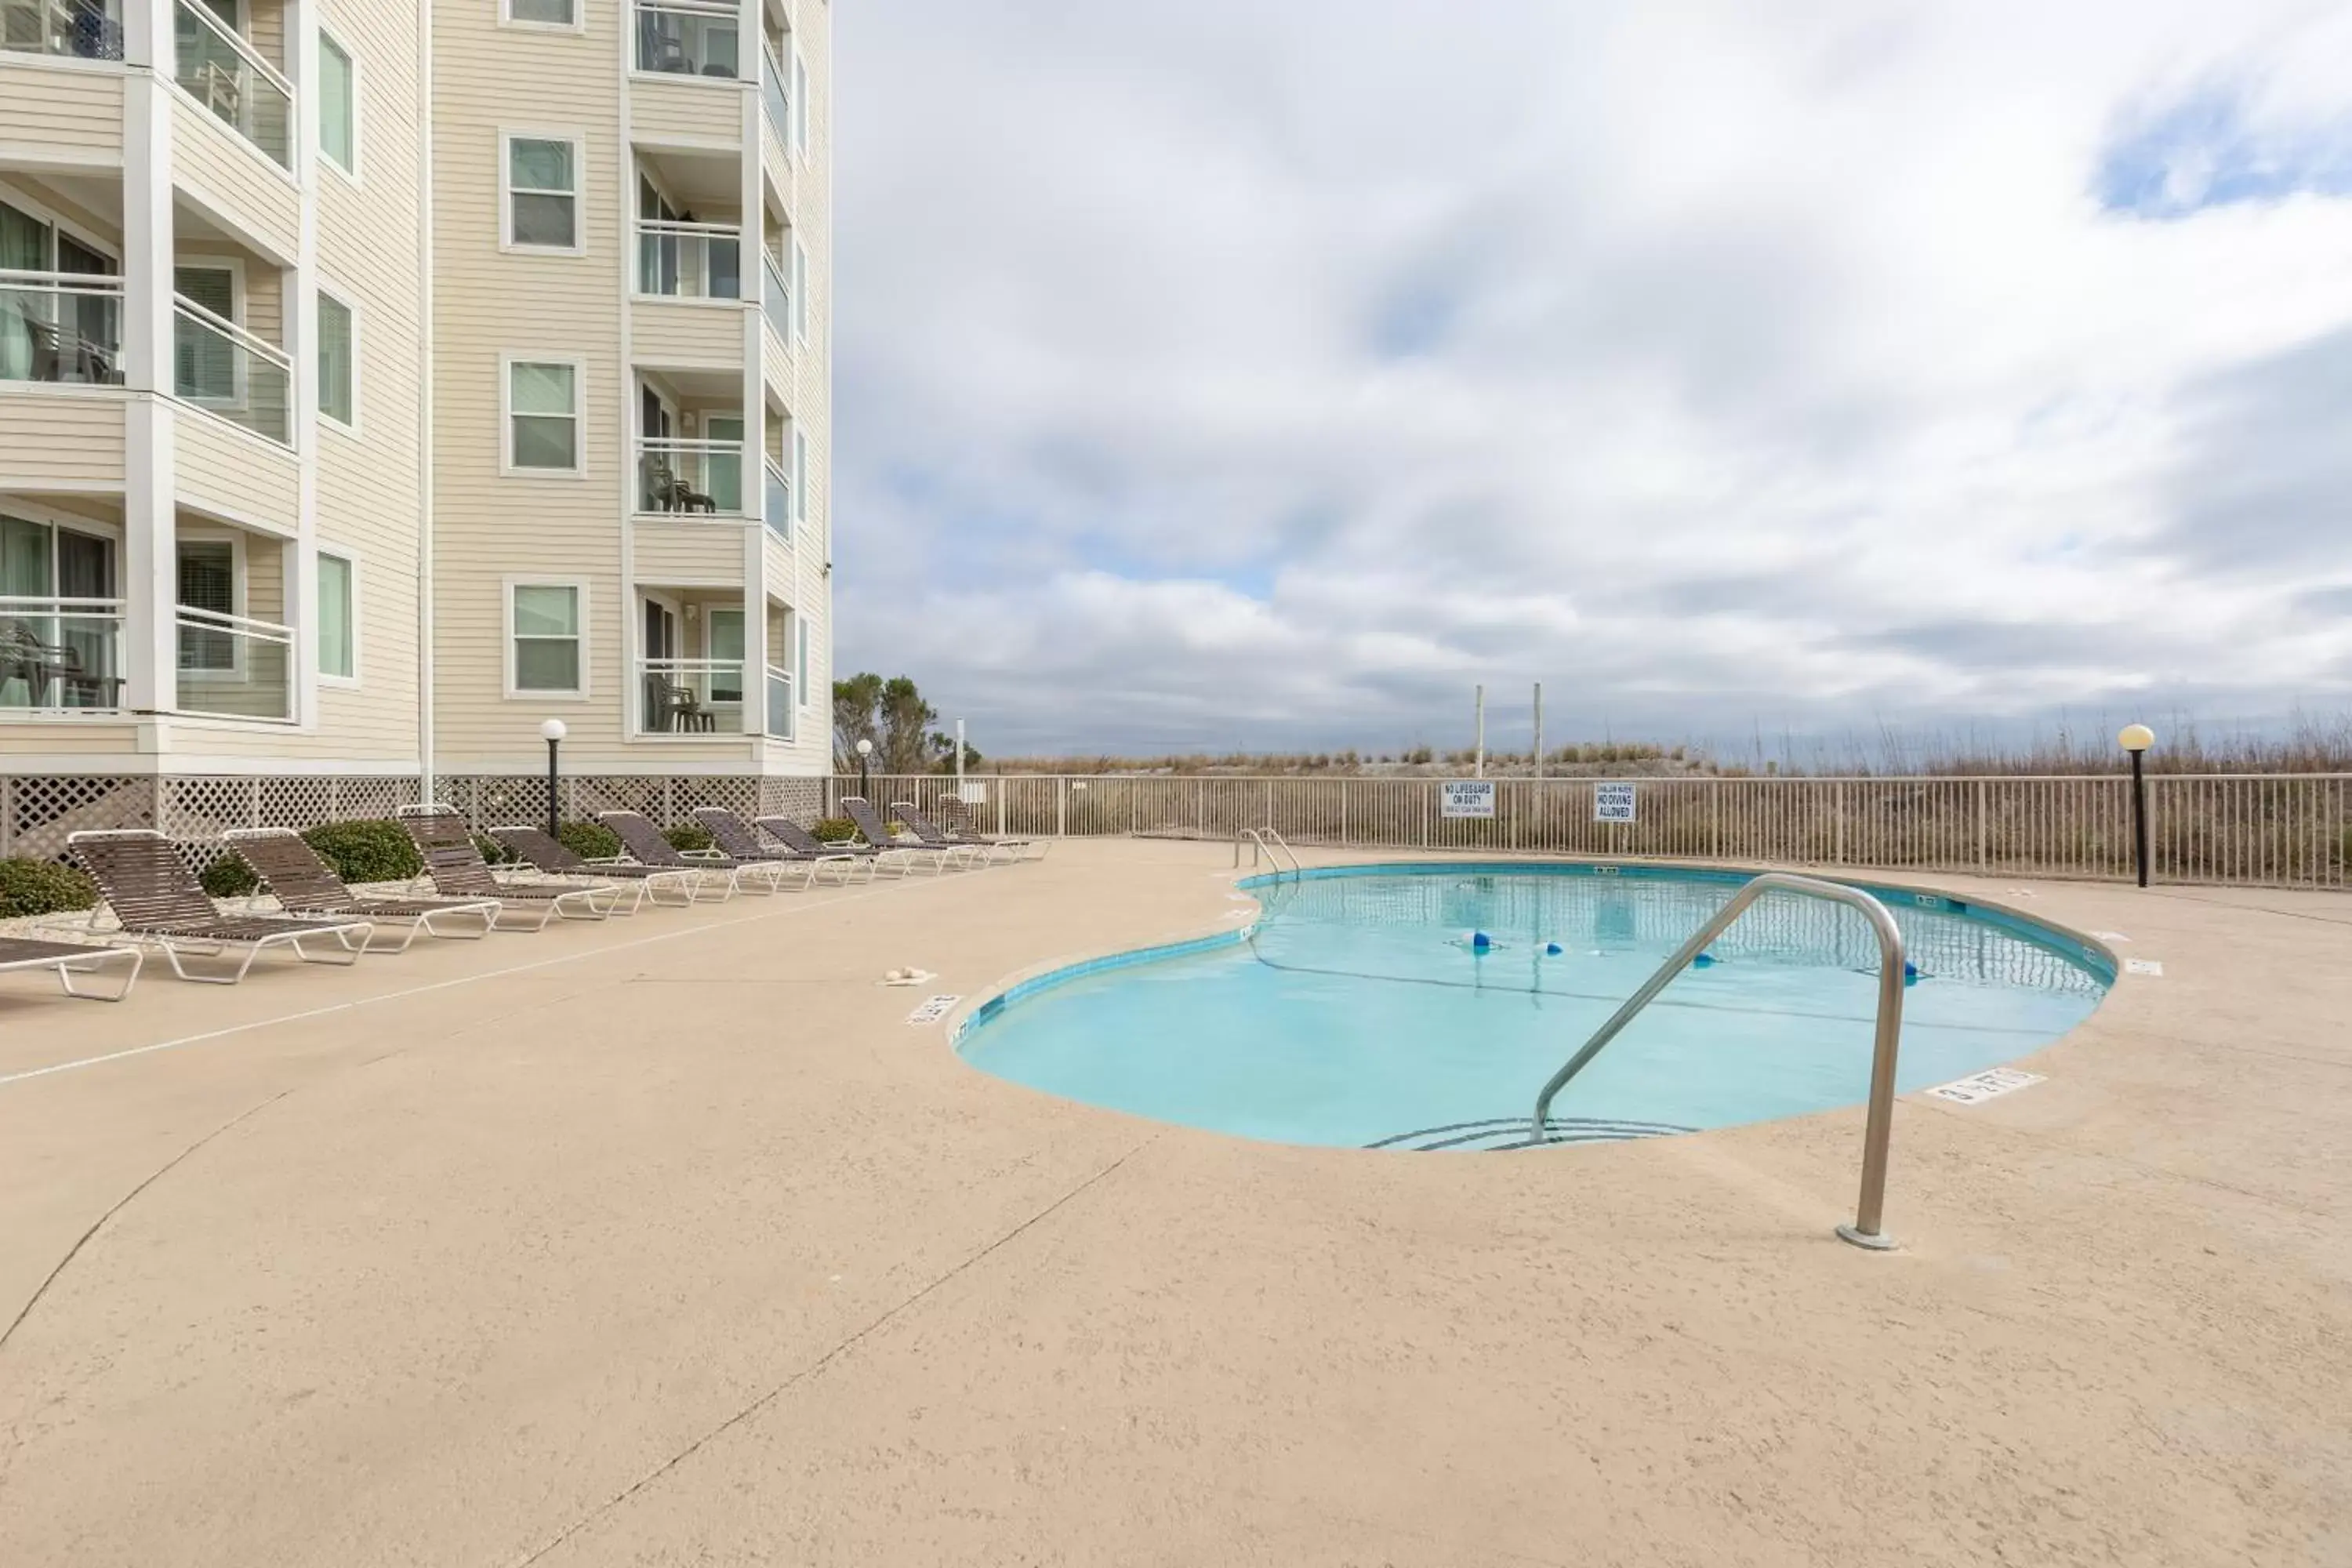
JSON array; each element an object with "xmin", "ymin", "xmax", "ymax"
[{"xmin": 956, "ymin": 863, "xmax": 2112, "ymax": 1150}]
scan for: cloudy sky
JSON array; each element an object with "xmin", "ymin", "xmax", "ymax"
[{"xmin": 829, "ymin": 0, "xmax": 2352, "ymax": 757}]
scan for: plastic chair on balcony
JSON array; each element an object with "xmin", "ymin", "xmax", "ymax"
[
  {"xmin": 641, "ymin": 455, "xmax": 717, "ymax": 515},
  {"xmin": 0, "ymin": 618, "xmax": 118, "ymax": 709},
  {"xmin": 643, "ymin": 670, "xmax": 713, "ymax": 733}
]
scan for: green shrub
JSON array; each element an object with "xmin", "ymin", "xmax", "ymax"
[
  {"xmin": 811, "ymin": 816, "xmax": 859, "ymax": 843},
  {"xmin": 0, "ymin": 857, "xmax": 99, "ymax": 917},
  {"xmin": 474, "ymin": 832, "xmax": 517, "ymax": 866},
  {"xmin": 302, "ymin": 819, "xmax": 423, "ymax": 885},
  {"xmin": 662, "ymin": 822, "xmax": 714, "ymax": 853},
  {"xmin": 201, "ymin": 854, "xmax": 260, "ymax": 898},
  {"xmin": 557, "ymin": 820, "xmax": 622, "ymax": 861}
]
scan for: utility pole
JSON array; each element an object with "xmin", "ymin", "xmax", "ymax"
[
  {"xmin": 955, "ymin": 718, "xmax": 967, "ymax": 793},
  {"xmin": 1474, "ymin": 684, "xmax": 1486, "ymax": 779},
  {"xmin": 1532, "ymin": 681, "xmax": 1544, "ymax": 782}
]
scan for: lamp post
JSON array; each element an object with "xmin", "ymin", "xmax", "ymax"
[
  {"xmin": 855, "ymin": 735, "xmax": 873, "ymax": 800},
  {"xmin": 539, "ymin": 719, "xmax": 567, "ymax": 840},
  {"xmin": 2119, "ymin": 724, "xmax": 2154, "ymax": 887}
]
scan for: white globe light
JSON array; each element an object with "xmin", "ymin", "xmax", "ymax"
[
  {"xmin": 539, "ymin": 719, "xmax": 568, "ymax": 742},
  {"xmin": 856, "ymin": 738, "xmax": 874, "ymax": 756},
  {"xmin": 2118, "ymin": 724, "xmax": 2154, "ymax": 753}
]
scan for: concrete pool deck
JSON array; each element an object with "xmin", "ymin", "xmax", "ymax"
[{"xmin": 0, "ymin": 838, "xmax": 2346, "ymax": 1566}]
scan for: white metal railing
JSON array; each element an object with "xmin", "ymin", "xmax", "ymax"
[
  {"xmin": 634, "ymin": 0, "xmax": 738, "ymax": 78},
  {"xmin": 634, "ymin": 219, "xmax": 743, "ymax": 300},
  {"xmin": 173, "ymin": 294, "xmax": 292, "ymax": 445},
  {"xmin": 763, "ymin": 458, "xmax": 792, "ymax": 539},
  {"xmin": 172, "ymin": 0, "xmax": 292, "ymax": 168},
  {"xmin": 760, "ymin": 41, "xmax": 789, "ymax": 140},
  {"xmin": 637, "ymin": 435, "xmax": 745, "ymax": 516},
  {"xmin": 638, "ymin": 658, "xmax": 746, "ymax": 735},
  {"xmin": 765, "ymin": 663, "xmax": 793, "ymax": 739},
  {"xmin": 817, "ymin": 772, "xmax": 2352, "ymax": 890},
  {"xmin": 0, "ymin": 596, "xmax": 125, "ymax": 711},
  {"xmin": 760, "ymin": 250, "xmax": 791, "ymax": 344},
  {"xmin": 1, "ymin": 0, "xmax": 124, "ymax": 61},
  {"xmin": 1, "ymin": 270, "xmax": 124, "ymax": 385},
  {"xmin": 174, "ymin": 605, "xmax": 292, "ymax": 721}
]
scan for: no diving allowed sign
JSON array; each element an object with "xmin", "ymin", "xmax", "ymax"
[{"xmin": 1594, "ymin": 782, "xmax": 1637, "ymax": 822}]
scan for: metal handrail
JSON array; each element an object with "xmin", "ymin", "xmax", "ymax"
[
  {"xmin": 1234, "ymin": 827, "xmax": 1301, "ymax": 879},
  {"xmin": 175, "ymin": 0, "xmax": 292, "ymax": 97},
  {"xmin": 1529, "ymin": 872, "xmax": 1909, "ymax": 1250},
  {"xmin": 172, "ymin": 293, "xmax": 292, "ymax": 371},
  {"xmin": 174, "ymin": 603, "xmax": 294, "ymax": 641}
]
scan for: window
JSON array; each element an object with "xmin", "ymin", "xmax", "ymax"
[
  {"xmin": 790, "ymin": 237, "xmax": 807, "ymax": 342},
  {"xmin": 176, "ymin": 540, "xmax": 237, "ymax": 673},
  {"xmin": 319, "ymin": 31, "xmax": 357, "ymax": 174},
  {"xmin": 793, "ymin": 50, "xmax": 809, "ymax": 154},
  {"xmin": 708, "ymin": 608, "xmax": 743, "ymax": 704},
  {"xmin": 504, "ymin": 0, "xmax": 577, "ymax": 25},
  {"xmin": 504, "ymin": 134, "xmax": 580, "ymax": 251},
  {"xmin": 318, "ymin": 551, "xmax": 355, "ymax": 680},
  {"xmin": 795, "ymin": 612, "xmax": 809, "ymax": 707},
  {"xmin": 505, "ymin": 358, "xmax": 579, "ymax": 473},
  {"xmin": 318, "ymin": 289, "xmax": 354, "ymax": 426},
  {"xmin": 792, "ymin": 426, "xmax": 808, "ymax": 528},
  {"xmin": 510, "ymin": 583, "xmax": 583, "ymax": 693},
  {"xmin": 0, "ymin": 196, "xmax": 120, "ymax": 386},
  {"xmin": 173, "ymin": 263, "xmax": 238, "ymax": 404}
]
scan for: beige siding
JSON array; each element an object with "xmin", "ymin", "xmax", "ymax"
[
  {"xmin": 760, "ymin": 314, "xmax": 793, "ymax": 412},
  {"xmin": 175, "ymin": 410, "xmax": 297, "ymax": 526},
  {"xmin": 630, "ymin": 76, "xmax": 742, "ymax": 146},
  {"xmin": 772, "ymin": 0, "xmax": 832, "ymax": 775},
  {"xmin": 430, "ymin": 0, "xmax": 629, "ymax": 761},
  {"xmin": 0, "ymin": 62, "xmax": 125, "ymax": 161},
  {"xmin": 171, "ymin": 96, "xmax": 299, "ymax": 260},
  {"xmin": 0, "ymin": 721, "xmax": 142, "ymax": 760},
  {"xmin": 0, "ymin": 394, "xmax": 126, "ymax": 489},
  {"xmin": 633, "ymin": 298, "xmax": 746, "ymax": 368},
  {"xmin": 633, "ymin": 521, "xmax": 750, "ymax": 586}
]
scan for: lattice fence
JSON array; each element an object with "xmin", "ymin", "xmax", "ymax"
[{"xmin": 431, "ymin": 775, "xmax": 828, "ymax": 832}]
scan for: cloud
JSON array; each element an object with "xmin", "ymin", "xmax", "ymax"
[{"xmin": 831, "ymin": 0, "xmax": 2352, "ymax": 755}]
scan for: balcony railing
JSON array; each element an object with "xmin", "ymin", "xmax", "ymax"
[
  {"xmin": 761, "ymin": 250, "xmax": 791, "ymax": 344},
  {"xmin": 765, "ymin": 664, "xmax": 794, "ymax": 740},
  {"xmin": 1, "ymin": 0, "xmax": 125, "ymax": 61},
  {"xmin": 175, "ymin": 605, "xmax": 292, "ymax": 721},
  {"xmin": 761, "ymin": 42, "xmax": 789, "ymax": 140},
  {"xmin": 762, "ymin": 459, "xmax": 792, "ymax": 539},
  {"xmin": 173, "ymin": 295, "xmax": 292, "ymax": 445},
  {"xmin": 638, "ymin": 436, "xmax": 746, "ymax": 517},
  {"xmin": 635, "ymin": 220, "xmax": 742, "ymax": 300},
  {"xmin": 173, "ymin": 0, "xmax": 292, "ymax": 168},
  {"xmin": 0, "ymin": 597, "xmax": 125, "ymax": 712},
  {"xmin": 639, "ymin": 658, "xmax": 745, "ymax": 735},
  {"xmin": 635, "ymin": 0, "xmax": 737, "ymax": 78},
  {"xmin": 0, "ymin": 270, "xmax": 123, "ymax": 385}
]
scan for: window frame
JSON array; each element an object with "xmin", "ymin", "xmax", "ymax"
[
  {"xmin": 791, "ymin": 48, "xmax": 809, "ymax": 157},
  {"xmin": 499, "ymin": 128, "xmax": 586, "ymax": 256},
  {"xmin": 316, "ymin": 546, "xmax": 360, "ymax": 686},
  {"xmin": 789, "ymin": 235, "xmax": 807, "ymax": 343},
  {"xmin": 318, "ymin": 23, "xmax": 361, "ymax": 182},
  {"xmin": 794, "ymin": 609, "xmax": 809, "ymax": 710},
  {"xmin": 791, "ymin": 424, "xmax": 808, "ymax": 529},
  {"xmin": 315, "ymin": 280, "xmax": 358, "ymax": 434},
  {"xmin": 503, "ymin": 576, "xmax": 590, "ymax": 700},
  {"xmin": 499, "ymin": 353, "xmax": 586, "ymax": 478},
  {"xmin": 173, "ymin": 534, "xmax": 246, "ymax": 680},
  {"xmin": 499, "ymin": 0, "xmax": 584, "ymax": 34}
]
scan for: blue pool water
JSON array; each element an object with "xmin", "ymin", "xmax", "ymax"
[{"xmin": 957, "ymin": 864, "xmax": 2111, "ymax": 1150}]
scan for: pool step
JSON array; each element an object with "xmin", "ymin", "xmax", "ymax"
[{"xmin": 1367, "ymin": 1116, "xmax": 1693, "ymax": 1152}]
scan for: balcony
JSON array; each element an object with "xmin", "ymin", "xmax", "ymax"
[
  {"xmin": 172, "ymin": 0, "xmax": 291, "ymax": 169},
  {"xmin": 1, "ymin": 270, "xmax": 123, "ymax": 385},
  {"xmin": 0, "ymin": 597, "xmax": 124, "ymax": 713},
  {"xmin": 763, "ymin": 458, "xmax": 791, "ymax": 539},
  {"xmin": 172, "ymin": 294, "xmax": 291, "ymax": 445},
  {"xmin": 635, "ymin": 0, "xmax": 738, "ymax": 78},
  {"xmin": 760, "ymin": 249, "xmax": 790, "ymax": 344},
  {"xmin": 638, "ymin": 658, "xmax": 745, "ymax": 735},
  {"xmin": 1, "ymin": 0, "xmax": 124, "ymax": 60},
  {"xmin": 637, "ymin": 436, "xmax": 746, "ymax": 517},
  {"xmin": 636, "ymin": 220, "xmax": 742, "ymax": 301},
  {"xmin": 760, "ymin": 41, "xmax": 789, "ymax": 137},
  {"xmin": 175, "ymin": 604, "xmax": 292, "ymax": 721}
]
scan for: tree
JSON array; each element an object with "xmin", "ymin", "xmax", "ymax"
[{"xmin": 833, "ymin": 673, "xmax": 967, "ymax": 773}]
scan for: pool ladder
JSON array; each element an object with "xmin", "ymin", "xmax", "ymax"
[
  {"xmin": 1529, "ymin": 873, "xmax": 1911, "ymax": 1251},
  {"xmin": 1234, "ymin": 827, "xmax": 1302, "ymax": 880}
]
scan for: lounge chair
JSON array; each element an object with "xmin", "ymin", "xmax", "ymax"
[
  {"xmin": 597, "ymin": 810, "xmax": 811, "ymax": 897},
  {"xmin": 223, "ymin": 828, "xmax": 503, "ymax": 953},
  {"xmin": 838, "ymin": 797, "xmax": 980, "ymax": 873},
  {"xmin": 693, "ymin": 807, "xmax": 869, "ymax": 885},
  {"xmin": 753, "ymin": 815, "xmax": 885, "ymax": 873},
  {"xmin": 488, "ymin": 825, "xmax": 699, "ymax": 909},
  {"xmin": 67, "ymin": 829, "xmax": 373, "ymax": 984},
  {"xmin": 0, "ymin": 935, "xmax": 142, "ymax": 1001},
  {"xmin": 891, "ymin": 800, "xmax": 1040, "ymax": 865},
  {"xmin": 395, "ymin": 806, "xmax": 623, "ymax": 926},
  {"xmin": 937, "ymin": 795, "xmax": 1050, "ymax": 859}
]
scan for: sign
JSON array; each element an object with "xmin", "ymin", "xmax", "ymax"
[
  {"xmin": 1440, "ymin": 781, "xmax": 1496, "ymax": 818},
  {"xmin": 1926, "ymin": 1067, "xmax": 2044, "ymax": 1105},
  {"xmin": 957, "ymin": 781, "xmax": 988, "ymax": 804},
  {"xmin": 1594, "ymin": 782, "xmax": 1638, "ymax": 822},
  {"xmin": 905, "ymin": 995, "xmax": 961, "ymax": 1026}
]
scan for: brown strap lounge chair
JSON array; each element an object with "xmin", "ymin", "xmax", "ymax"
[
  {"xmin": 839, "ymin": 797, "xmax": 974, "ymax": 873},
  {"xmin": 488, "ymin": 825, "xmax": 696, "ymax": 909},
  {"xmin": 753, "ymin": 814, "xmax": 881, "ymax": 872},
  {"xmin": 67, "ymin": 829, "xmax": 373, "ymax": 985},
  {"xmin": 0, "ymin": 935, "xmax": 142, "ymax": 1001},
  {"xmin": 595, "ymin": 811, "xmax": 790, "ymax": 898},
  {"xmin": 223, "ymin": 828, "xmax": 502, "ymax": 953},
  {"xmin": 395, "ymin": 806, "xmax": 622, "ymax": 926},
  {"xmin": 891, "ymin": 800, "xmax": 1039, "ymax": 865},
  {"xmin": 937, "ymin": 795, "xmax": 1049, "ymax": 859},
  {"xmin": 692, "ymin": 807, "xmax": 867, "ymax": 885}
]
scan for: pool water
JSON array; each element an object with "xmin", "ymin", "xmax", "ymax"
[{"xmin": 957, "ymin": 865, "xmax": 2111, "ymax": 1150}]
